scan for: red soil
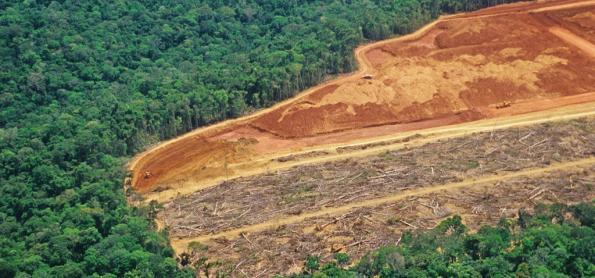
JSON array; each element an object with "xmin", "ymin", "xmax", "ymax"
[
  {"xmin": 130, "ymin": 0, "xmax": 595, "ymax": 195},
  {"xmin": 535, "ymin": 5, "xmax": 595, "ymax": 44},
  {"xmin": 460, "ymin": 78, "xmax": 535, "ymax": 107},
  {"xmin": 306, "ymin": 84, "xmax": 340, "ymax": 102},
  {"xmin": 250, "ymin": 9, "xmax": 594, "ymax": 138}
]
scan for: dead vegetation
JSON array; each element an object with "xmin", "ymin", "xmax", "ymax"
[
  {"xmin": 179, "ymin": 166, "xmax": 594, "ymax": 276},
  {"xmin": 276, "ymin": 150, "xmax": 331, "ymax": 163},
  {"xmin": 131, "ymin": 3, "xmax": 595, "ymax": 196},
  {"xmin": 335, "ymin": 134, "xmax": 424, "ymax": 153},
  {"xmin": 161, "ymin": 117, "xmax": 594, "ymax": 239}
]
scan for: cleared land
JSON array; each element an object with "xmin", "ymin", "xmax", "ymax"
[
  {"xmin": 174, "ymin": 168, "xmax": 594, "ymax": 275},
  {"xmin": 129, "ymin": 0, "xmax": 595, "ymax": 197},
  {"xmin": 127, "ymin": 1, "xmax": 595, "ymax": 276},
  {"xmin": 167, "ymin": 116, "xmax": 594, "ymax": 276},
  {"xmin": 181, "ymin": 167, "xmax": 594, "ymax": 276},
  {"xmin": 163, "ymin": 117, "xmax": 594, "ymax": 238}
]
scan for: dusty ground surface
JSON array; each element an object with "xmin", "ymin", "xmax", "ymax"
[
  {"xmin": 129, "ymin": 0, "xmax": 595, "ymax": 197},
  {"xmin": 252, "ymin": 10, "xmax": 594, "ymax": 138},
  {"xmin": 185, "ymin": 168, "xmax": 595, "ymax": 276},
  {"xmin": 251, "ymin": 2, "xmax": 595, "ymax": 138},
  {"xmin": 546, "ymin": 4, "xmax": 595, "ymax": 43},
  {"xmin": 162, "ymin": 118, "xmax": 594, "ymax": 238},
  {"xmin": 121, "ymin": 2, "xmax": 595, "ymax": 276},
  {"xmin": 164, "ymin": 116, "xmax": 595, "ymax": 276}
]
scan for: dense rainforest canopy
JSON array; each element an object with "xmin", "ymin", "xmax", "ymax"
[
  {"xmin": 291, "ymin": 203, "xmax": 595, "ymax": 277},
  {"xmin": 1, "ymin": 0, "xmax": 523, "ymax": 276}
]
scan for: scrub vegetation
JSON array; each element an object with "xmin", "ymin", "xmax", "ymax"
[{"xmin": 290, "ymin": 202, "xmax": 595, "ymax": 278}]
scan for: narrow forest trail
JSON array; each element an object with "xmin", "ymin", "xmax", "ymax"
[
  {"xmin": 128, "ymin": 0, "xmax": 595, "ymax": 199},
  {"xmin": 170, "ymin": 156, "xmax": 595, "ymax": 253}
]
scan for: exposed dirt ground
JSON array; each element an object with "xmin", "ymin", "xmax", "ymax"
[
  {"xmin": 546, "ymin": 4, "xmax": 595, "ymax": 43},
  {"xmin": 132, "ymin": 102, "xmax": 595, "ymax": 203},
  {"xmin": 164, "ymin": 116, "xmax": 594, "ymax": 276},
  {"xmin": 178, "ymin": 167, "xmax": 594, "ymax": 276},
  {"xmin": 129, "ymin": 0, "xmax": 595, "ymax": 197},
  {"xmin": 162, "ymin": 117, "xmax": 594, "ymax": 239},
  {"xmin": 251, "ymin": 8, "xmax": 595, "ymax": 138},
  {"xmin": 121, "ymin": 1, "xmax": 595, "ymax": 276}
]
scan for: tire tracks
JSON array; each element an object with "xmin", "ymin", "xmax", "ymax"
[
  {"xmin": 143, "ymin": 102, "xmax": 595, "ymax": 203},
  {"xmin": 548, "ymin": 26, "xmax": 595, "ymax": 58}
]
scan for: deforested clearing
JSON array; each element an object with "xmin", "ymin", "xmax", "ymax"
[
  {"xmin": 165, "ymin": 116, "xmax": 595, "ymax": 276},
  {"xmin": 130, "ymin": 1, "xmax": 595, "ymax": 196},
  {"xmin": 163, "ymin": 117, "xmax": 594, "ymax": 239},
  {"xmin": 126, "ymin": 1, "xmax": 595, "ymax": 276}
]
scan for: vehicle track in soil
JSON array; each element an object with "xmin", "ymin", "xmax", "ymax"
[
  {"xmin": 548, "ymin": 26, "xmax": 595, "ymax": 57},
  {"xmin": 128, "ymin": 0, "xmax": 595, "ymax": 201},
  {"xmin": 141, "ymin": 101, "xmax": 595, "ymax": 203},
  {"xmin": 170, "ymin": 156, "xmax": 595, "ymax": 253},
  {"xmin": 133, "ymin": 0, "xmax": 595, "ymax": 265}
]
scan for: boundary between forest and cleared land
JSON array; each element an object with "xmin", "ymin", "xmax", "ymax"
[{"xmin": 128, "ymin": 0, "xmax": 595, "ymax": 200}]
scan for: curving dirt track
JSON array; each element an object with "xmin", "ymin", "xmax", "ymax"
[
  {"xmin": 171, "ymin": 157, "xmax": 595, "ymax": 248},
  {"xmin": 122, "ymin": 2, "xmax": 595, "ymax": 275},
  {"xmin": 165, "ymin": 115, "xmax": 595, "ymax": 275},
  {"xmin": 129, "ymin": 0, "xmax": 595, "ymax": 201},
  {"xmin": 139, "ymin": 102, "xmax": 595, "ymax": 203}
]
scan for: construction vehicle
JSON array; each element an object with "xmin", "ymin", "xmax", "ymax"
[{"xmin": 495, "ymin": 101, "xmax": 511, "ymax": 109}]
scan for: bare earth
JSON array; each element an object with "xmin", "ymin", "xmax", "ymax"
[
  {"xmin": 166, "ymin": 116, "xmax": 595, "ymax": 276},
  {"xmin": 129, "ymin": 0, "xmax": 595, "ymax": 198},
  {"xmin": 126, "ymin": 1, "xmax": 595, "ymax": 276}
]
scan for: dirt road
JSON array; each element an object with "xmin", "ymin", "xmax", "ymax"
[
  {"xmin": 171, "ymin": 156, "xmax": 595, "ymax": 252},
  {"xmin": 549, "ymin": 26, "xmax": 595, "ymax": 57},
  {"xmin": 129, "ymin": 0, "xmax": 595, "ymax": 199},
  {"xmin": 531, "ymin": 0, "xmax": 595, "ymax": 12},
  {"xmin": 140, "ymin": 100, "xmax": 595, "ymax": 203}
]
